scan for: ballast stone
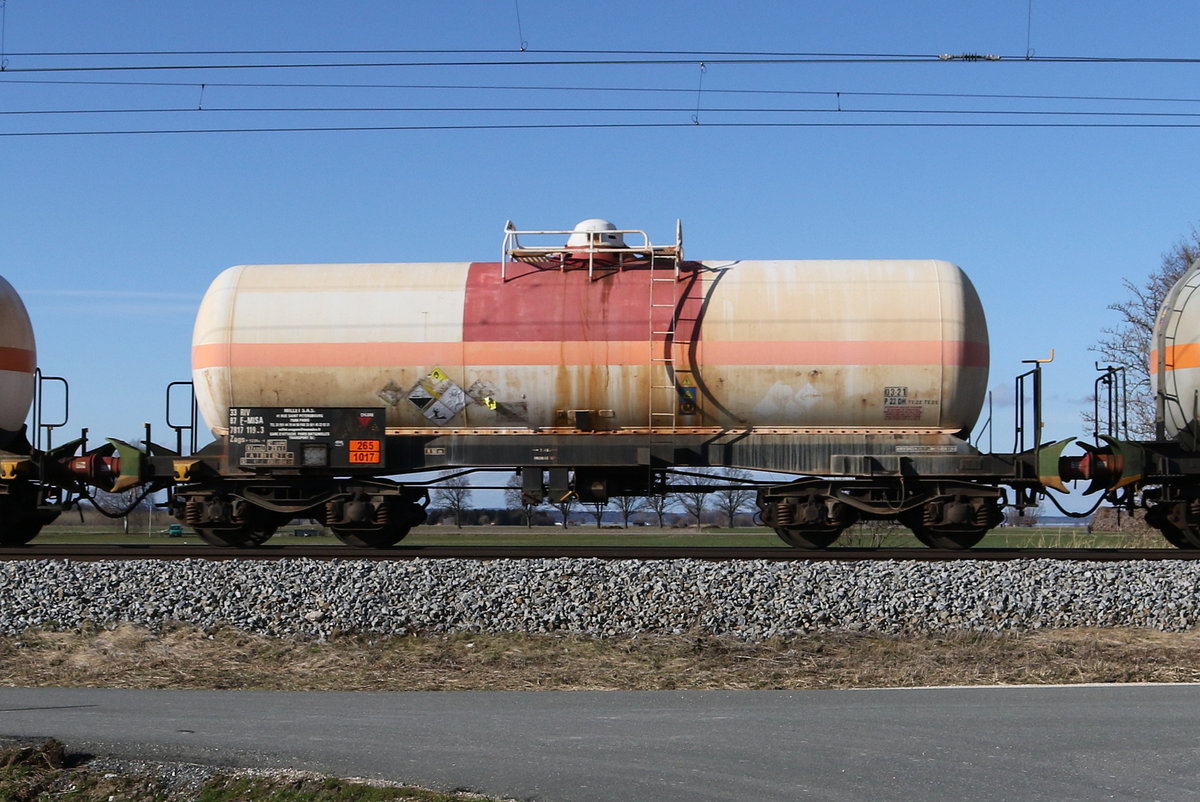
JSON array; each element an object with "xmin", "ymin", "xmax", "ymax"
[{"xmin": 2, "ymin": 559, "xmax": 1200, "ymax": 639}]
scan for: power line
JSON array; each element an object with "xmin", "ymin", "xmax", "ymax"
[
  {"xmin": 0, "ymin": 56, "xmax": 951, "ymax": 74},
  {"xmin": 4, "ymin": 106, "xmax": 1200, "ymax": 119},
  {"xmin": 4, "ymin": 47, "xmax": 1200, "ymax": 63},
  {"xmin": 3, "ymin": 52, "xmax": 1200, "ymax": 75},
  {"xmin": 4, "ymin": 76, "xmax": 1200, "ymax": 107},
  {"xmin": 6, "ymin": 120, "xmax": 1200, "ymax": 138},
  {"xmin": 0, "ymin": 48, "xmax": 961, "ymax": 57}
]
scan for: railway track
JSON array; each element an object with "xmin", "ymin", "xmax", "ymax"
[{"xmin": 0, "ymin": 544, "xmax": 1195, "ymax": 562}]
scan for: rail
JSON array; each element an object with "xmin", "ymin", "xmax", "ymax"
[{"xmin": 2, "ymin": 543, "xmax": 1196, "ymax": 562}]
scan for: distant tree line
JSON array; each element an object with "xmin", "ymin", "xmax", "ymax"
[{"xmin": 424, "ymin": 468, "xmax": 760, "ymax": 528}]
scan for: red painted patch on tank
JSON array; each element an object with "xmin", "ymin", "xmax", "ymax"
[
  {"xmin": 0, "ymin": 346, "xmax": 35, "ymax": 373},
  {"xmin": 463, "ymin": 261, "xmax": 688, "ymax": 344}
]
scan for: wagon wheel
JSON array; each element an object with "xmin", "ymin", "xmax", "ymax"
[
  {"xmin": 1156, "ymin": 522, "xmax": 1199, "ymax": 549},
  {"xmin": 0, "ymin": 496, "xmax": 50, "ymax": 545},
  {"xmin": 903, "ymin": 523, "xmax": 988, "ymax": 550},
  {"xmin": 192, "ymin": 509, "xmax": 283, "ymax": 547},
  {"xmin": 898, "ymin": 500, "xmax": 994, "ymax": 550},
  {"xmin": 331, "ymin": 497, "xmax": 422, "ymax": 548},
  {"xmin": 0, "ymin": 519, "xmax": 43, "ymax": 546},
  {"xmin": 193, "ymin": 523, "xmax": 279, "ymax": 547},
  {"xmin": 772, "ymin": 525, "xmax": 844, "ymax": 549},
  {"xmin": 332, "ymin": 524, "xmax": 411, "ymax": 548},
  {"xmin": 1144, "ymin": 503, "xmax": 1200, "ymax": 549}
]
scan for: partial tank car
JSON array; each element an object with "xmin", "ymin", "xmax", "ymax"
[
  {"xmin": 0, "ymin": 273, "xmax": 96, "ymax": 544},
  {"xmin": 1050, "ymin": 259, "xmax": 1200, "ymax": 549},
  {"xmin": 1075, "ymin": 261, "xmax": 1200, "ymax": 547},
  {"xmin": 1152, "ymin": 266, "xmax": 1200, "ymax": 441},
  {"xmin": 0, "ymin": 274, "xmax": 36, "ymax": 450}
]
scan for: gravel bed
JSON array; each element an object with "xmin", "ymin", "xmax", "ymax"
[{"xmin": 2, "ymin": 558, "xmax": 1199, "ymax": 640}]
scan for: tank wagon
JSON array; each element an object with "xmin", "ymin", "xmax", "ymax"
[
  {"xmin": 0, "ymin": 274, "xmax": 109, "ymax": 544},
  {"xmin": 123, "ymin": 220, "xmax": 1064, "ymax": 549},
  {"xmin": 1065, "ymin": 259, "xmax": 1200, "ymax": 548}
]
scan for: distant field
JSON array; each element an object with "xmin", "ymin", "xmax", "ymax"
[{"xmin": 25, "ymin": 523, "xmax": 1169, "ymax": 549}]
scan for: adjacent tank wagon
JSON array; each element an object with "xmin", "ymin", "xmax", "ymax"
[
  {"xmin": 0, "ymin": 274, "xmax": 36, "ymax": 450},
  {"xmin": 1077, "ymin": 260, "xmax": 1200, "ymax": 547},
  {"xmin": 0, "ymin": 274, "xmax": 97, "ymax": 544}
]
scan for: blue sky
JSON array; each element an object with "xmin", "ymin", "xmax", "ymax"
[{"xmin": 3, "ymin": 1, "xmax": 1199, "ymax": 510}]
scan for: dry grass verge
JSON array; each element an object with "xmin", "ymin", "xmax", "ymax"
[
  {"xmin": 0, "ymin": 738, "xmax": 500, "ymax": 801},
  {"xmin": 4, "ymin": 625, "xmax": 1200, "ymax": 690}
]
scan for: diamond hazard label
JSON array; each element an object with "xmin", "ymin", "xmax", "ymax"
[
  {"xmin": 408, "ymin": 385, "xmax": 434, "ymax": 410},
  {"xmin": 407, "ymin": 367, "xmax": 468, "ymax": 423}
]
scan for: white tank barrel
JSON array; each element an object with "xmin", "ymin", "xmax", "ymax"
[{"xmin": 192, "ymin": 256, "xmax": 990, "ymax": 438}]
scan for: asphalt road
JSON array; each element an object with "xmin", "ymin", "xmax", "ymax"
[{"xmin": 3, "ymin": 685, "xmax": 1198, "ymax": 801}]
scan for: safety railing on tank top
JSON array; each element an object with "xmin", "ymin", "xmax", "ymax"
[{"xmin": 501, "ymin": 221, "xmax": 683, "ymax": 280}]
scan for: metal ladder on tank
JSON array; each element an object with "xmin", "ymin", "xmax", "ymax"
[{"xmin": 648, "ymin": 220, "xmax": 684, "ymax": 431}]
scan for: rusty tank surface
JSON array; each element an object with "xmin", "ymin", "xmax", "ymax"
[
  {"xmin": 0, "ymin": 273, "xmax": 36, "ymax": 449},
  {"xmin": 191, "ymin": 225, "xmax": 989, "ymax": 439}
]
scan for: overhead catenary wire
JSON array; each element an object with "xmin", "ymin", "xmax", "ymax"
[
  {"xmin": 0, "ymin": 56, "xmax": 963, "ymax": 73},
  {"xmin": 4, "ymin": 46, "xmax": 1200, "ymax": 63},
  {"xmin": 6, "ymin": 106, "xmax": 1200, "ymax": 119},
  {"xmin": 3, "ymin": 51, "xmax": 1200, "ymax": 74},
  {"xmin": 8, "ymin": 120, "xmax": 1200, "ymax": 138},
  {"xmin": 5, "ymin": 76, "xmax": 1200, "ymax": 108},
  {"xmin": 3, "ymin": 46, "xmax": 1199, "ymax": 136}
]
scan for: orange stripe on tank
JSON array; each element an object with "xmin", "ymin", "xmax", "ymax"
[
  {"xmin": 0, "ymin": 346, "xmax": 35, "ymax": 373},
  {"xmin": 700, "ymin": 340, "xmax": 987, "ymax": 367},
  {"xmin": 1149, "ymin": 344, "xmax": 1200, "ymax": 373},
  {"xmin": 194, "ymin": 340, "xmax": 987, "ymax": 369},
  {"xmin": 194, "ymin": 342, "xmax": 466, "ymax": 369}
]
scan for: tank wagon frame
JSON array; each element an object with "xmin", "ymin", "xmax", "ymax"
[
  {"xmin": 141, "ymin": 423, "xmax": 1061, "ymax": 548},
  {"xmin": 110, "ymin": 219, "xmax": 1068, "ymax": 549}
]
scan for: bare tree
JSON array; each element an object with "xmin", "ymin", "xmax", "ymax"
[
  {"xmin": 551, "ymin": 495, "xmax": 578, "ymax": 527},
  {"xmin": 587, "ymin": 499, "xmax": 610, "ymax": 527},
  {"xmin": 1092, "ymin": 228, "xmax": 1200, "ymax": 437},
  {"xmin": 505, "ymin": 473, "xmax": 544, "ymax": 528},
  {"xmin": 674, "ymin": 471, "xmax": 715, "ymax": 530},
  {"xmin": 612, "ymin": 494, "xmax": 648, "ymax": 527},
  {"xmin": 432, "ymin": 474, "xmax": 473, "ymax": 528},
  {"xmin": 710, "ymin": 468, "xmax": 756, "ymax": 527},
  {"xmin": 643, "ymin": 493, "xmax": 676, "ymax": 528}
]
